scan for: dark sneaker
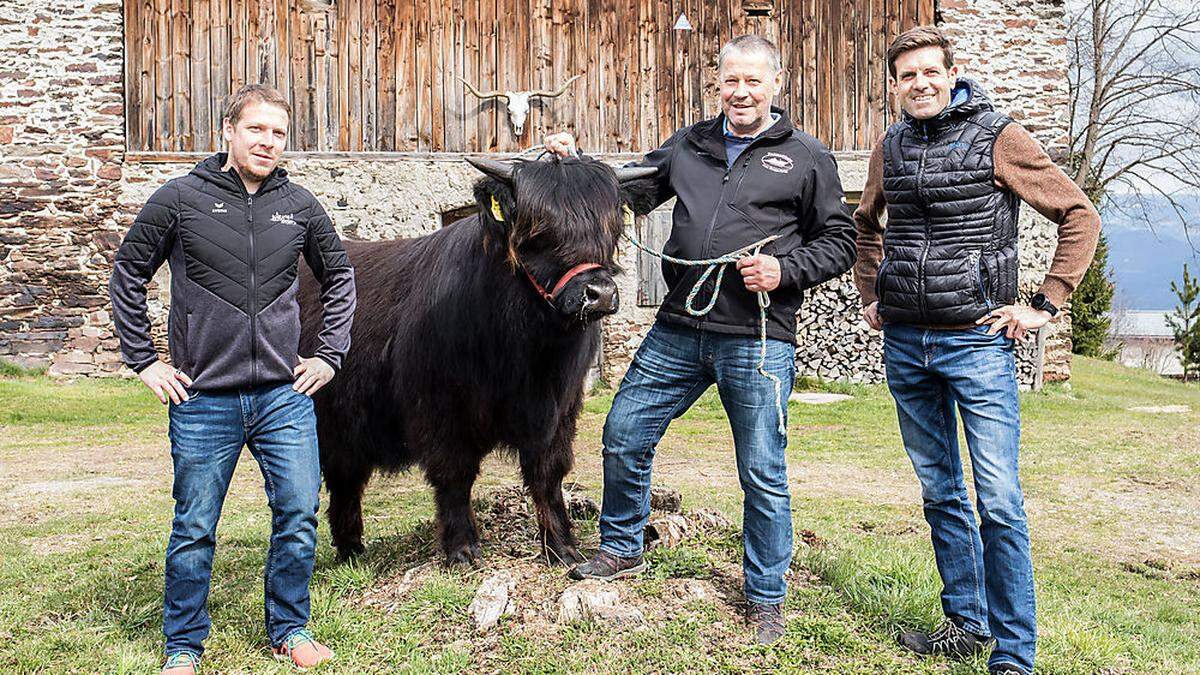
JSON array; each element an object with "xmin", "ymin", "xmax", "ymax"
[
  {"xmin": 989, "ymin": 663, "xmax": 1028, "ymax": 675},
  {"xmin": 568, "ymin": 550, "xmax": 646, "ymax": 581},
  {"xmin": 747, "ymin": 602, "xmax": 786, "ymax": 645},
  {"xmin": 898, "ymin": 616, "xmax": 995, "ymax": 659}
]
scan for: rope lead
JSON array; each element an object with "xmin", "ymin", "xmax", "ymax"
[{"xmin": 622, "ymin": 206, "xmax": 788, "ymax": 436}]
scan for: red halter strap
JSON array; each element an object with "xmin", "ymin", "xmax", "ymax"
[{"xmin": 522, "ymin": 262, "xmax": 604, "ymax": 305}]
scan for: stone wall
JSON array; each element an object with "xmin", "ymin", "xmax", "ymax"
[
  {"xmin": 0, "ymin": 0, "xmax": 127, "ymax": 375},
  {"xmin": 1, "ymin": 0, "xmax": 1075, "ymax": 386}
]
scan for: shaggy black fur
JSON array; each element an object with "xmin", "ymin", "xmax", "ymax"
[{"xmin": 298, "ymin": 157, "xmax": 653, "ymax": 566}]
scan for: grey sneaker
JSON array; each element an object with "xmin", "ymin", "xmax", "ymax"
[
  {"xmin": 747, "ymin": 602, "xmax": 786, "ymax": 644},
  {"xmin": 899, "ymin": 616, "xmax": 995, "ymax": 659},
  {"xmin": 989, "ymin": 663, "xmax": 1028, "ymax": 675},
  {"xmin": 567, "ymin": 550, "xmax": 646, "ymax": 581}
]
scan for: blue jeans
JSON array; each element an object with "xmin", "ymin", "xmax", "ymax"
[
  {"xmin": 600, "ymin": 321, "xmax": 796, "ymax": 604},
  {"xmin": 883, "ymin": 323, "xmax": 1036, "ymax": 673},
  {"xmin": 163, "ymin": 383, "xmax": 322, "ymax": 658}
]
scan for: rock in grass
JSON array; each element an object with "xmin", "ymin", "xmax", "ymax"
[
  {"xmin": 650, "ymin": 485, "xmax": 682, "ymax": 512},
  {"xmin": 558, "ymin": 580, "xmax": 642, "ymax": 625},
  {"xmin": 468, "ymin": 571, "xmax": 514, "ymax": 632},
  {"xmin": 645, "ymin": 513, "xmax": 689, "ymax": 550}
]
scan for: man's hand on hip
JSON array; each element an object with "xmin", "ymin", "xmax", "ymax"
[
  {"xmin": 139, "ymin": 360, "xmax": 192, "ymax": 405},
  {"xmin": 977, "ymin": 304, "xmax": 1053, "ymax": 343},
  {"xmin": 543, "ymin": 132, "xmax": 578, "ymax": 158},
  {"xmin": 863, "ymin": 301, "xmax": 882, "ymax": 330},
  {"xmin": 293, "ymin": 357, "xmax": 335, "ymax": 396},
  {"xmin": 736, "ymin": 254, "xmax": 781, "ymax": 293}
]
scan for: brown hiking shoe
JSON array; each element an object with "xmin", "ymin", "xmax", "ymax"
[
  {"xmin": 747, "ymin": 602, "xmax": 786, "ymax": 644},
  {"xmin": 568, "ymin": 550, "xmax": 646, "ymax": 581},
  {"xmin": 161, "ymin": 652, "xmax": 199, "ymax": 675},
  {"xmin": 272, "ymin": 629, "xmax": 334, "ymax": 670}
]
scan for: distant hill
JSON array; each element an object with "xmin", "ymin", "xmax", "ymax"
[{"xmin": 1096, "ymin": 193, "xmax": 1199, "ymax": 311}]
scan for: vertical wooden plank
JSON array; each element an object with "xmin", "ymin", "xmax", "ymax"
[
  {"xmin": 125, "ymin": 0, "xmax": 142, "ymax": 151},
  {"xmin": 444, "ymin": 0, "xmax": 465, "ymax": 151},
  {"xmin": 473, "ymin": 0, "xmax": 495, "ymax": 151},
  {"xmin": 700, "ymin": 0, "xmax": 719, "ymax": 122},
  {"xmin": 334, "ymin": 0, "xmax": 348, "ymax": 148},
  {"xmin": 361, "ymin": 0, "xmax": 377, "ymax": 150},
  {"xmin": 414, "ymin": 0, "xmax": 431, "ymax": 150},
  {"xmin": 654, "ymin": 0, "xmax": 673, "ymax": 142},
  {"xmin": 459, "ymin": 0, "xmax": 477, "ymax": 151},
  {"xmin": 289, "ymin": 5, "xmax": 310, "ymax": 149},
  {"xmin": 153, "ymin": 0, "xmax": 171, "ymax": 150},
  {"xmin": 208, "ymin": 0, "xmax": 227, "ymax": 143},
  {"xmin": 918, "ymin": 0, "xmax": 932, "ymax": 26},
  {"xmin": 376, "ymin": 0, "xmax": 396, "ymax": 150},
  {"xmin": 526, "ymin": 0, "xmax": 548, "ymax": 144},
  {"xmin": 635, "ymin": 0, "xmax": 654, "ymax": 151},
  {"xmin": 188, "ymin": 0, "xmax": 210, "ymax": 151},
  {"xmin": 254, "ymin": 0, "xmax": 274, "ymax": 85},
  {"xmin": 312, "ymin": 7, "xmax": 331, "ymax": 150},
  {"xmin": 802, "ymin": 0, "xmax": 816, "ymax": 137},
  {"xmin": 428, "ymin": 0, "xmax": 445, "ymax": 151},
  {"xmin": 346, "ymin": 0, "xmax": 362, "ymax": 150},
  {"xmin": 228, "ymin": 0, "xmax": 244, "ymax": 90},
  {"xmin": 274, "ymin": 0, "xmax": 290, "ymax": 95}
]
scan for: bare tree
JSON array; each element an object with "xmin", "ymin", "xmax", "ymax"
[{"xmin": 1068, "ymin": 0, "xmax": 1200, "ymax": 235}]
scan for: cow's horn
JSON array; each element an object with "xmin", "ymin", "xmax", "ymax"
[
  {"xmin": 466, "ymin": 156, "xmax": 516, "ymax": 182},
  {"xmin": 614, "ymin": 166, "xmax": 658, "ymax": 183}
]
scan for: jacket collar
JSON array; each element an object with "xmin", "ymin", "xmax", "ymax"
[
  {"xmin": 902, "ymin": 77, "xmax": 993, "ymax": 139},
  {"xmin": 687, "ymin": 106, "xmax": 794, "ymax": 158},
  {"xmin": 191, "ymin": 152, "xmax": 289, "ymax": 197}
]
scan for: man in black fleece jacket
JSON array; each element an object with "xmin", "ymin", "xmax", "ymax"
[
  {"xmin": 545, "ymin": 36, "xmax": 856, "ymax": 644},
  {"xmin": 110, "ymin": 85, "xmax": 354, "ymax": 673}
]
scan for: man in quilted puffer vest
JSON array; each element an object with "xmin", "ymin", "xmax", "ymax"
[{"xmin": 853, "ymin": 26, "xmax": 1100, "ymax": 675}]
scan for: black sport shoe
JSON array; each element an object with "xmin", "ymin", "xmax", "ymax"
[
  {"xmin": 747, "ymin": 602, "xmax": 786, "ymax": 644},
  {"xmin": 898, "ymin": 616, "xmax": 995, "ymax": 659},
  {"xmin": 989, "ymin": 663, "xmax": 1028, "ymax": 675},
  {"xmin": 568, "ymin": 550, "xmax": 646, "ymax": 581}
]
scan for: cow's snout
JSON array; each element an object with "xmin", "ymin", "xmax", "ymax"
[{"xmin": 583, "ymin": 279, "xmax": 618, "ymax": 314}]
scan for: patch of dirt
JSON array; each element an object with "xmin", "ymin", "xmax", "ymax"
[
  {"xmin": 14, "ymin": 476, "xmax": 144, "ymax": 496},
  {"xmin": 1041, "ymin": 475, "xmax": 1200, "ymax": 568}
]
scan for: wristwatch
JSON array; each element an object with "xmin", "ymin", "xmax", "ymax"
[{"xmin": 1031, "ymin": 293, "xmax": 1059, "ymax": 317}]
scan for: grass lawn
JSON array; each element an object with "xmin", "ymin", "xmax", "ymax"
[{"xmin": 1, "ymin": 357, "xmax": 1198, "ymax": 673}]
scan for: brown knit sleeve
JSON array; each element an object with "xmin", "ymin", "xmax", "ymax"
[
  {"xmin": 852, "ymin": 141, "xmax": 887, "ymax": 307},
  {"xmin": 993, "ymin": 123, "xmax": 1102, "ymax": 308}
]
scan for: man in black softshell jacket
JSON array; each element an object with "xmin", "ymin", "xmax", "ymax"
[
  {"xmin": 110, "ymin": 84, "xmax": 354, "ymax": 674},
  {"xmin": 545, "ymin": 35, "xmax": 856, "ymax": 644}
]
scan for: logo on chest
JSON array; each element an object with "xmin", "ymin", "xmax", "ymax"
[
  {"xmin": 211, "ymin": 202, "xmax": 227, "ymax": 214},
  {"xmin": 271, "ymin": 212, "xmax": 297, "ymax": 226},
  {"xmin": 761, "ymin": 152, "xmax": 794, "ymax": 174}
]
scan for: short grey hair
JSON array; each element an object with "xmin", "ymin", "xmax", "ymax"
[{"xmin": 718, "ymin": 35, "xmax": 782, "ymax": 73}]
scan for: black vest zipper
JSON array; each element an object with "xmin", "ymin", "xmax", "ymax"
[{"xmin": 916, "ymin": 143, "xmax": 931, "ymax": 322}]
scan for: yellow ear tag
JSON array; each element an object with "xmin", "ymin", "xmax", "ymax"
[
  {"xmin": 622, "ymin": 204, "xmax": 635, "ymax": 227},
  {"xmin": 490, "ymin": 195, "xmax": 505, "ymax": 222}
]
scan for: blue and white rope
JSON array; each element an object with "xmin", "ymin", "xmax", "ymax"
[{"xmin": 622, "ymin": 210, "xmax": 787, "ymax": 436}]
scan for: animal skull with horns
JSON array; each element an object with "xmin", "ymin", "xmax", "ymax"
[{"xmin": 459, "ymin": 75, "xmax": 581, "ymax": 136}]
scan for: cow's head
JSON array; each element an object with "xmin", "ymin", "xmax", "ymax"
[{"xmin": 468, "ymin": 156, "xmax": 657, "ymax": 324}]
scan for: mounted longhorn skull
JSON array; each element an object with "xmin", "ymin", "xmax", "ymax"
[{"xmin": 459, "ymin": 75, "xmax": 581, "ymax": 136}]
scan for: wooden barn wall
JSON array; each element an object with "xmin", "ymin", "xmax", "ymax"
[{"xmin": 124, "ymin": 0, "xmax": 935, "ymax": 154}]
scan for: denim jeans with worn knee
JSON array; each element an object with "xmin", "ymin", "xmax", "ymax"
[
  {"xmin": 883, "ymin": 323, "xmax": 1036, "ymax": 674},
  {"xmin": 599, "ymin": 321, "xmax": 795, "ymax": 605},
  {"xmin": 163, "ymin": 383, "xmax": 322, "ymax": 658}
]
